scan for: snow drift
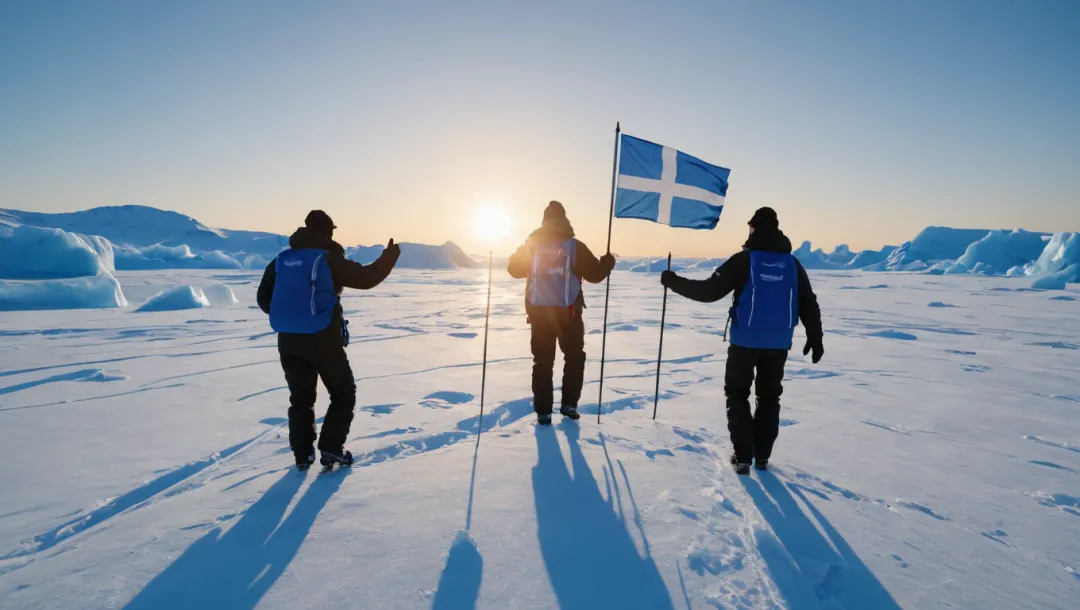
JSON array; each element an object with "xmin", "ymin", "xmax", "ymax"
[
  {"xmin": 115, "ymin": 245, "xmax": 245, "ymax": 271},
  {"xmin": 0, "ymin": 224, "xmax": 115, "ymax": 279},
  {"xmin": 201, "ymin": 284, "xmax": 238, "ymax": 306},
  {"xmin": 135, "ymin": 286, "xmax": 211, "ymax": 312},
  {"xmin": 0, "ymin": 275, "xmax": 128, "ymax": 311}
]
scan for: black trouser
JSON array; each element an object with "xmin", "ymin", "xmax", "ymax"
[
  {"xmin": 725, "ymin": 344, "xmax": 788, "ymax": 464},
  {"xmin": 530, "ymin": 307, "xmax": 586, "ymax": 415},
  {"xmin": 278, "ymin": 326, "xmax": 356, "ymax": 459}
]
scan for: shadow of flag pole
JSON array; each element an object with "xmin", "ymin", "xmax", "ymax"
[
  {"xmin": 653, "ymin": 253, "xmax": 671, "ymax": 420},
  {"xmin": 598, "ymin": 121, "xmax": 621, "ymax": 424}
]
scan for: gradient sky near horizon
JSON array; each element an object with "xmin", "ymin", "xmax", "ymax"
[{"xmin": 2, "ymin": 0, "xmax": 1078, "ymax": 257}]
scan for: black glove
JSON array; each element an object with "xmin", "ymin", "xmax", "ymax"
[
  {"xmin": 803, "ymin": 338, "xmax": 824, "ymax": 364},
  {"xmin": 384, "ymin": 238, "xmax": 401, "ymax": 262},
  {"xmin": 600, "ymin": 253, "xmax": 616, "ymax": 271},
  {"xmin": 660, "ymin": 270, "xmax": 678, "ymax": 289}
]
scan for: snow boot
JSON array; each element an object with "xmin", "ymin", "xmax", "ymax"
[
  {"xmin": 537, "ymin": 413, "xmax": 553, "ymax": 426},
  {"xmin": 755, "ymin": 459, "xmax": 769, "ymax": 471},
  {"xmin": 730, "ymin": 452, "xmax": 751, "ymax": 476},
  {"xmin": 560, "ymin": 405, "xmax": 580, "ymax": 420},
  {"xmin": 319, "ymin": 449, "xmax": 354, "ymax": 471},
  {"xmin": 296, "ymin": 448, "xmax": 316, "ymax": 472}
]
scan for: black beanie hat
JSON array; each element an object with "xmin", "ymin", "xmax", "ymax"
[
  {"xmin": 748, "ymin": 207, "xmax": 779, "ymax": 230},
  {"xmin": 543, "ymin": 200, "xmax": 567, "ymax": 223},
  {"xmin": 305, "ymin": 210, "xmax": 337, "ymax": 236}
]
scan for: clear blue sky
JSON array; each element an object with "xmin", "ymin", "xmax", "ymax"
[{"xmin": 2, "ymin": 0, "xmax": 1078, "ymax": 257}]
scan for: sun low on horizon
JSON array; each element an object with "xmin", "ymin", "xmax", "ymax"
[{"xmin": 473, "ymin": 204, "xmax": 514, "ymax": 251}]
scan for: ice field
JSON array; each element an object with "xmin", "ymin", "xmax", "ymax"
[{"xmin": 1, "ymin": 269, "xmax": 1078, "ymax": 609}]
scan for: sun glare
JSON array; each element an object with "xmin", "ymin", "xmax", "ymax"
[{"xmin": 474, "ymin": 204, "xmax": 511, "ymax": 243}]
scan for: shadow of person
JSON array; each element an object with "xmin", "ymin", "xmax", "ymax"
[
  {"xmin": 740, "ymin": 471, "xmax": 901, "ymax": 610},
  {"xmin": 125, "ymin": 469, "xmax": 352, "ymax": 610},
  {"xmin": 532, "ymin": 424, "xmax": 674, "ymax": 610}
]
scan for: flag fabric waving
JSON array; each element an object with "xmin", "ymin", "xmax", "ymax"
[{"xmin": 614, "ymin": 134, "xmax": 730, "ymax": 230}]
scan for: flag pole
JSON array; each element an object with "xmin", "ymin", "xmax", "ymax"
[
  {"xmin": 477, "ymin": 251, "xmax": 493, "ymax": 448},
  {"xmin": 653, "ymin": 252, "xmax": 671, "ymax": 420},
  {"xmin": 598, "ymin": 121, "xmax": 621, "ymax": 424}
]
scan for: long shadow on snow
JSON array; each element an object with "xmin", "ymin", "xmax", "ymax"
[
  {"xmin": 124, "ymin": 470, "xmax": 349, "ymax": 610},
  {"xmin": 431, "ymin": 442, "xmax": 484, "ymax": 610},
  {"xmin": 2, "ymin": 435, "xmax": 260, "ymax": 561},
  {"xmin": 532, "ymin": 424, "xmax": 674, "ymax": 610},
  {"xmin": 740, "ymin": 472, "xmax": 901, "ymax": 610}
]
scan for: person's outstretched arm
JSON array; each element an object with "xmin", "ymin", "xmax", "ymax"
[
  {"xmin": 332, "ymin": 239, "xmax": 401, "ymax": 290},
  {"xmin": 574, "ymin": 241, "xmax": 615, "ymax": 284},
  {"xmin": 661, "ymin": 251, "xmax": 748, "ymax": 303},
  {"xmin": 507, "ymin": 243, "xmax": 531, "ymax": 279},
  {"xmin": 256, "ymin": 260, "xmax": 276, "ymax": 314}
]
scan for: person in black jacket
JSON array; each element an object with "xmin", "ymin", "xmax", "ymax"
[
  {"xmin": 257, "ymin": 210, "xmax": 400, "ymax": 470},
  {"xmin": 660, "ymin": 207, "xmax": 823, "ymax": 474},
  {"xmin": 508, "ymin": 201, "xmax": 616, "ymax": 425}
]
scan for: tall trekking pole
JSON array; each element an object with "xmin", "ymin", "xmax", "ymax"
[
  {"xmin": 597, "ymin": 121, "xmax": 621, "ymax": 424},
  {"xmin": 653, "ymin": 253, "xmax": 672, "ymax": 420},
  {"xmin": 477, "ymin": 251, "xmax": 493, "ymax": 449}
]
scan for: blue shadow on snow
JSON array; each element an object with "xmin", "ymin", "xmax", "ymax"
[
  {"xmin": 532, "ymin": 424, "xmax": 674, "ymax": 610},
  {"xmin": 124, "ymin": 469, "xmax": 349, "ymax": 610},
  {"xmin": 740, "ymin": 472, "xmax": 901, "ymax": 610}
]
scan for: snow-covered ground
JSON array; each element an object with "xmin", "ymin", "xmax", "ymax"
[{"xmin": 1, "ymin": 269, "xmax": 1078, "ymax": 609}]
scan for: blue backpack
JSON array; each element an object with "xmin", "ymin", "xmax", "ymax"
[
  {"xmin": 729, "ymin": 251, "xmax": 800, "ymax": 349},
  {"xmin": 528, "ymin": 239, "xmax": 581, "ymax": 308},
  {"xmin": 269, "ymin": 248, "xmax": 338, "ymax": 334}
]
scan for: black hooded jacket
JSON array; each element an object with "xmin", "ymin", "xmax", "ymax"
[
  {"xmin": 256, "ymin": 227, "xmax": 400, "ymax": 335},
  {"xmin": 506, "ymin": 215, "xmax": 613, "ymax": 315},
  {"xmin": 665, "ymin": 228, "xmax": 823, "ymax": 342}
]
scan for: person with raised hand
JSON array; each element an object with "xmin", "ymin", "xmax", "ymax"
[{"xmin": 257, "ymin": 210, "xmax": 401, "ymax": 471}]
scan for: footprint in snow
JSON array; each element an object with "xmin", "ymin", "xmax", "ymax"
[
  {"xmin": 1029, "ymin": 341, "xmax": 1079, "ymax": 350},
  {"xmin": 786, "ymin": 368, "xmax": 841, "ymax": 380},
  {"xmin": 981, "ymin": 529, "xmax": 1010, "ymax": 547},
  {"xmin": 420, "ymin": 391, "xmax": 474, "ymax": 408},
  {"xmin": 358, "ymin": 403, "xmax": 403, "ymax": 416},
  {"xmin": 778, "ymin": 419, "xmax": 798, "ymax": 427},
  {"xmin": 1033, "ymin": 492, "xmax": 1080, "ymax": 517},
  {"xmin": 890, "ymin": 554, "xmax": 909, "ymax": 568},
  {"xmin": 867, "ymin": 330, "xmax": 918, "ymax": 341},
  {"xmin": 644, "ymin": 449, "xmax": 675, "ymax": 460},
  {"xmin": 896, "ymin": 500, "xmax": 949, "ymax": 521}
]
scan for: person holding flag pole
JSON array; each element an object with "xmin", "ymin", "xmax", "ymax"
[
  {"xmin": 661, "ymin": 207, "xmax": 824, "ymax": 475},
  {"xmin": 507, "ymin": 202, "xmax": 615, "ymax": 426}
]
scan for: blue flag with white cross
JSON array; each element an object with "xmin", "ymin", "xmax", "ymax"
[{"xmin": 614, "ymin": 134, "xmax": 730, "ymax": 230}]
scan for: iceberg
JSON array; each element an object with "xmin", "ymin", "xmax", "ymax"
[{"xmin": 0, "ymin": 275, "xmax": 128, "ymax": 311}]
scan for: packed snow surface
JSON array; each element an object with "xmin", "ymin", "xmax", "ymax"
[{"xmin": 0, "ymin": 269, "xmax": 1078, "ymax": 609}]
